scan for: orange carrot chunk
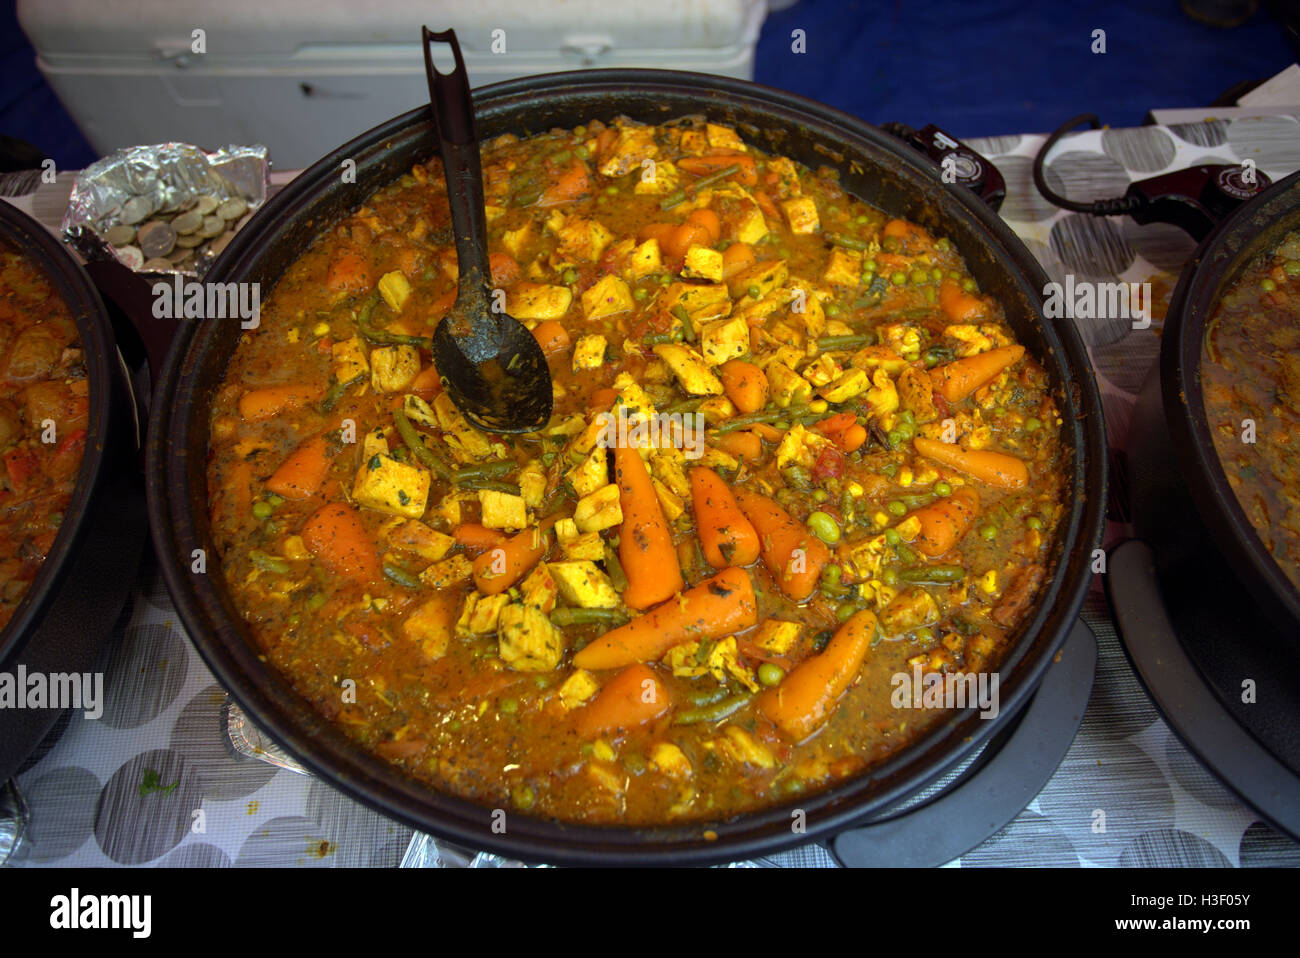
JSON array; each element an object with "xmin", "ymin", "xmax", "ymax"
[
  {"xmin": 909, "ymin": 488, "xmax": 980, "ymax": 557},
  {"xmin": 453, "ymin": 523, "xmax": 509, "ymax": 554},
  {"xmin": 237, "ymin": 383, "xmax": 324, "ymax": 422},
  {"xmin": 538, "ymin": 160, "xmax": 591, "ymax": 207},
  {"xmin": 472, "ymin": 526, "xmax": 550, "ymax": 595},
  {"xmin": 574, "ymin": 664, "xmax": 672, "ymax": 737},
  {"xmin": 718, "ymin": 359, "xmax": 768, "ymax": 414},
  {"xmin": 265, "ymin": 435, "xmax": 331, "ymax": 500},
  {"xmin": 758, "ymin": 609, "xmax": 877, "ymax": 742},
  {"xmin": 615, "ymin": 444, "xmax": 684, "ymax": 610},
  {"xmin": 938, "ymin": 279, "xmax": 987, "ymax": 323},
  {"xmin": 929, "ymin": 345, "xmax": 1025, "ymax": 403},
  {"xmin": 733, "ymin": 488, "xmax": 830, "ymax": 602},
  {"xmin": 301, "ymin": 503, "xmax": 382, "ymax": 585},
  {"xmin": 531, "ymin": 320, "xmax": 571, "ymax": 358},
  {"xmin": 690, "ymin": 466, "xmax": 760, "ymax": 569},
  {"xmin": 913, "ymin": 437, "xmax": 1029, "ymax": 490},
  {"xmin": 571, "ymin": 567, "xmax": 758, "ymax": 671}
]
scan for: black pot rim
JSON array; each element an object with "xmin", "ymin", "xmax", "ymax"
[
  {"xmin": 147, "ymin": 67, "xmax": 1107, "ymax": 865},
  {"xmin": 1161, "ymin": 168, "xmax": 1300, "ymax": 632},
  {"xmin": 0, "ymin": 202, "xmax": 117, "ymax": 668}
]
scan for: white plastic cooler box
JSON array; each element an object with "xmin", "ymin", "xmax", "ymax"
[{"xmin": 19, "ymin": 0, "xmax": 769, "ymax": 170}]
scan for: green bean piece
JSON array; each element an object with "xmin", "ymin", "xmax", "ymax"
[
  {"xmin": 662, "ymin": 397, "xmax": 703, "ymax": 415},
  {"xmin": 549, "ymin": 607, "xmax": 630, "ymax": 628},
  {"xmin": 249, "ymin": 550, "xmax": 291, "ymax": 575},
  {"xmin": 603, "ymin": 542, "xmax": 630, "ymax": 592},
  {"xmin": 355, "ymin": 294, "xmax": 431, "ymax": 348},
  {"xmin": 898, "ymin": 564, "xmax": 965, "ymax": 583},
  {"xmin": 456, "ymin": 478, "xmax": 522, "ymax": 496},
  {"xmin": 452, "ymin": 460, "xmax": 515, "ymax": 482},
  {"xmin": 658, "ymin": 189, "xmax": 688, "ymax": 211},
  {"xmin": 816, "ymin": 334, "xmax": 873, "ymax": 351},
  {"xmin": 672, "ymin": 304, "xmax": 696, "ymax": 343},
  {"xmin": 383, "ymin": 562, "xmax": 422, "ymax": 589},
  {"xmin": 713, "ymin": 404, "xmax": 809, "ymax": 435},
  {"xmin": 825, "ymin": 232, "xmax": 872, "ymax": 251},
  {"xmin": 394, "ymin": 408, "xmax": 455, "ymax": 482},
  {"xmin": 672, "ymin": 692, "xmax": 752, "ymax": 726},
  {"xmin": 321, "ymin": 373, "xmax": 365, "ymax": 411},
  {"xmin": 683, "ymin": 685, "xmax": 730, "ymax": 707}
]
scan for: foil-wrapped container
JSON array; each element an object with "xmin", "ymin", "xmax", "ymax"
[{"xmin": 61, "ymin": 142, "xmax": 269, "ymax": 277}]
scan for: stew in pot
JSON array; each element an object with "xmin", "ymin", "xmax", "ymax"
[
  {"xmin": 1203, "ymin": 230, "xmax": 1300, "ymax": 591},
  {"xmin": 0, "ymin": 242, "xmax": 88, "ymax": 631},
  {"xmin": 207, "ymin": 117, "xmax": 1066, "ymax": 825}
]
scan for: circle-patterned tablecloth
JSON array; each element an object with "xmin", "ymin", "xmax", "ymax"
[{"xmin": 6, "ymin": 117, "xmax": 1300, "ymax": 868}]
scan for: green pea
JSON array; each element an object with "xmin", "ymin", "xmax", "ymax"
[
  {"xmin": 935, "ymin": 238, "xmax": 951, "ymax": 251},
  {"xmin": 896, "ymin": 422, "xmax": 915, "ymax": 441},
  {"xmin": 511, "ymin": 784, "xmax": 535, "ymax": 810},
  {"xmin": 884, "ymin": 527, "xmax": 901, "ymax": 546},
  {"xmin": 836, "ymin": 602, "xmax": 858, "ymax": 623},
  {"xmin": 898, "ymin": 409, "xmax": 915, "ymax": 426},
  {"xmin": 910, "ymin": 269, "xmax": 928, "ymax": 285},
  {"xmin": 1024, "ymin": 416, "xmax": 1042, "ymax": 432},
  {"xmin": 882, "ymin": 567, "xmax": 898, "ymax": 586},
  {"xmin": 887, "ymin": 499, "xmax": 906, "ymax": 517},
  {"xmin": 499, "ymin": 697, "xmax": 518, "ymax": 714},
  {"xmin": 1285, "ymin": 260, "xmax": 1300, "ymax": 277},
  {"xmin": 931, "ymin": 267, "xmax": 944, "ymax": 282},
  {"xmin": 826, "ymin": 303, "xmax": 842, "ymax": 318},
  {"xmin": 562, "ymin": 268, "xmax": 578, "ymax": 284},
  {"xmin": 307, "ymin": 592, "xmax": 326, "ymax": 611},
  {"xmin": 863, "ymin": 259, "xmax": 878, "ymax": 273},
  {"xmin": 1261, "ymin": 277, "xmax": 1277, "ymax": 292},
  {"xmin": 266, "ymin": 493, "xmax": 285, "ymax": 507},
  {"xmin": 251, "ymin": 501, "xmax": 272, "ymax": 520},
  {"xmin": 758, "ymin": 663, "xmax": 786, "ymax": 687},
  {"xmin": 887, "ymin": 429, "xmax": 903, "ymax": 447},
  {"xmin": 813, "ymin": 489, "xmax": 829, "ymax": 503},
  {"xmin": 961, "ymin": 277, "xmax": 977, "ymax": 293},
  {"xmin": 808, "ymin": 511, "xmax": 842, "ymax": 544},
  {"xmin": 633, "ymin": 286, "xmax": 649, "ymax": 301},
  {"xmin": 891, "ymin": 271, "xmax": 907, "ymax": 286},
  {"xmin": 1026, "ymin": 516, "xmax": 1043, "ymax": 530},
  {"xmin": 934, "ymin": 480, "xmax": 952, "ymax": 497},
  {"xmin": 914, "ymin": 626, "xmax": 934, "ymax": 642},
  {"xmin": 948, "ymin": 270, "xmax": 962, "ymax": 281},
  {"xmin": 822, "ymin": 563, "xmax": 842, "ymax": 584},
  {"xmin": 747, "ymin": 285, "xmax": 761, "ymax": 298},
  {"xmin": 574, "ymin": 145, "xmax": 589, "ymax": 160},
  {"xmin": 855, "ymin": 214, "xmax": 870, "ymax": 224},
  {"xmin": 979, "ymin": 524, "xmax": 998, "ymax": 540}
]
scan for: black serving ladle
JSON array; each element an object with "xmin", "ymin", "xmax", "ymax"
[{"xmin": 422, "ymin": 27, "xmax": 553, "ymax": 433}]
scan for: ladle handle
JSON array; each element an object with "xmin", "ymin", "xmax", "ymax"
[{"xmin": 422, "ymin": 27, "xmax": 492, "ymax": 300}]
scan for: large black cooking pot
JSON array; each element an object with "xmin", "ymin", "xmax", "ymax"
[
  {"xmin": 147, "ymin": 70, "xmax": 1107, "ymax": 865},
  {"xmin": 0, "ymin": 202, "xmax": 146, "ymax": 781},
  {"xmin": 1158, "ymin": 168, "xmax": 1300, "ymax": 632},
  {"xmin": 1112, "ymin": 169, "xmax": 1300, "ymax": 838}
]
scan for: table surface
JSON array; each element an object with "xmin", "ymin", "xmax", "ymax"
[{"xmin": 5, "ymin": 117, "xmax": 1300, "ymax": 868}]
